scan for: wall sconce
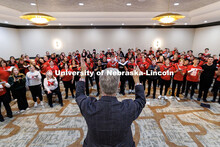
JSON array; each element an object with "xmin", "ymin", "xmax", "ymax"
[
  {"xmin": 153, "ymin": 39, "xmax": 161, "ymax": 48},
  {"xmin": 53, "ymin": 39, "xmax": 62, "ymax": 49}
]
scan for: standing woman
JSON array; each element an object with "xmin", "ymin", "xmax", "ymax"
[
  {"xmin": 0, "ymin": 79, "xmax": 13, "ymax": 122},
  {"xmin": 61, "ymin": 63, "xmax": 75, "ymax": 99},
  {"xmin": 127, "ymin": 57, "xmax": 136, "ymax": 94},
  {"xmin": 159, "ymin": 58, "xmax": 174, "ymax": 99},
  {"xmin": 26, "ymin": 65, "xmax": 43, "ymax": 107},
  {"xmin": 85, "ymin": 58, "xmax": 94, "ymax": 96},
  {"xmin": 8, "ymin": 68, "xmax": 29, "ymax": 112},
  {"xmin": 44, "ymin": 71, "xmax": 63, "ymax": 107},
  {"xmin": 171, "ymin": 59, "xmax": 187, "ymax": 100},
  {"xmin": 70, "ymin": 59, "xmax": 80, "ymax": 90}
]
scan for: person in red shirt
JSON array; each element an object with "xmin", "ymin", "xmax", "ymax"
[
  {"xmin": 171, "ymin": 59, "xmax": 187, "ymax": 100},
  {"xmin": 107, "ymin": 55, "xmax": 118, "ymax": 68},
  {"xmin": 185, "ymin": 58, "xmax": 202, "ymax": 100},
  {"xmin": 8, "ymin": 56, "xmax": 18, "ymax": 68},
  {"xmin": 127, "ymin": 57, "xmax": 136, "ymax": 94},
  {"xmin": 138, "ymin": 56, "xmax": 149, "ymax": 90},
  {"xmin": 85, "ymin": 58, "xmax": 94, "ymax": 96},
  {"xmin": 39, "ymin": 58, "xmax": 49, "ymax": 89},
  {"xmin": 0, "ymin": 79, "xmax": 13, "ymax": 122},
  {"xmin": 61, "ymin": 63, "xmax": 74, "ymax": 99},
  {"xmin": 181, "ymin": 59, "xmax": 190, "ymax": 94},
  {"xmin": 46, "ymin": 60, "xmax": 60, "ymax": 89},
  {"xmin": 159, "ymin": 58, "xmax": 174, "ymax": 99},
  {"xmin": 148, "ymin": 47, "xmax": 154, "ymax": 55},
  {"xmin": 212, "ymin": 65, "xmax": 220, "ymax": 104}
]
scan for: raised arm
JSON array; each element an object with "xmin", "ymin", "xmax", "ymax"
[{"xmin": 132, "ymin": 66, "xmax": 146, "ymax": 120}]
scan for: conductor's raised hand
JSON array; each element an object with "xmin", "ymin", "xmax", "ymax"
[
  {"xmin": 133, "ymin": 65, "xmax": 140, "ymax": 84},
  {"xmin": 80, "ymin": 58, "xmax": 87, "ymax": 79}
]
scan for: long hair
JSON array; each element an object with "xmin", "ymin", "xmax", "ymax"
[{"xmin": 46, "ymin": 70, "xmax": 55, "ymax": 80}]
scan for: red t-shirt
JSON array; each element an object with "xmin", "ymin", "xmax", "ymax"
[
  {"xmin": 61, "ymin": 69, "xmax": 73, "ymax": 81},
  {"xmin": 138, "ymin": 61, "xmax": 149, "ymax": 75},
  {"xmin": 160, "ymin": 64, "xmax": 174, "ymax": 81},
  {"xmin": 173, "ymin": 64, "xmax": 187, "ymax": 81},
  {"xmin": 0, "ymin": 67, "xmax": 11, "ymax": 81},
  {"xmin": 40, "ymin": 62, "xmax": 50, "ymax": 74},
  {"xmin": 107, "ymin": 61, "xmax": 118, "ymax": 68},
  {"xmin": 186, "ymin": 65, "xmax": 202, "ymax": 82},
  {"xmin": 127, "ymin": 63, "xmax": 136, "ymax": 72},
  {"xmin": 0, "ymin": 81, "xmax": 7, "ymax": 96},
  {"xmin": 46, "ymin": 66, "xmax": 59, "ymax": 77},
  {"xmin": 86, "ymin": 63, "xmax": 93, "ymax": 71}
]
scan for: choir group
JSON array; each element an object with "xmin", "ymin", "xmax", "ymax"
[{"xmin": 0, "ymin": 47, "xmax": 220, "ymax": 122}]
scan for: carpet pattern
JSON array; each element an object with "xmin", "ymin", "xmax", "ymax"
[{"xmin": 0, "ymin": 84, "xmax": 220, "ymax": 147}]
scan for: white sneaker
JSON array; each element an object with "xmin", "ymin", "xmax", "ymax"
[
  {"xmin": 158, "ymin": 95, "xmax": 162, "ymax": 99},
  {"xmin": 176, "ymin": 97, "xmax": 180, "ymax": 100},
  {"xmin": 34, "ymin": 102, "xmax": 38, "ymax": 107},
  {"xmin": 128, "ymin": 90, "xmax": 132, "ymax": 94},
  {"xmin": 132, "ymin": 90, "xmax": 135, "ymax": 93},
  {"xmin": 20, "ymin": 110, "xmax": 25, "ymax": 113},
  {"xmin": 26, "ymin": 108, "xmax": 30, "ymax": 110},
  {"xmin": 164, "ymin": 96, "xmax": 168, "ymax": 100},
  {"xmin": 169, "ymin": 96, "xmax": 174, "ymax": 99},
  {"xmin": 40, "ymin": 101, "xmax": 44, "ymax": 108}
]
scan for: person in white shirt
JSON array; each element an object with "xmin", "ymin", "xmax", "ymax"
[
  {"xmin": 26, "ymin": 65, "xmax": 43, "ymax": 107},
  {"xmin": 44, "ymin": 70, "xmax": 63, "ymax": 107}
]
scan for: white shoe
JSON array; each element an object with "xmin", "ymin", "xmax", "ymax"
[
  {"xmin": 40, "ymin": 101, "xmax": 44, "ymax": 108},
  {"xmin": 158, "ymin": 95, "xmax": 162, "ymax": 99},
  {"xmin": 132, "ymin": 90, "xmax": 135, "ymax": 93},
  {"xmin": 176, "ymin": 97, "xmax": 180, "ymax": 100},
  {"xmin": 164, "ymin": 96, "xmax": 168, "ymax": 100},
  {"xmin": 169, "ymin": 96, "xmax": 174, "ymax": 99},
  {"xmin": 26, "ymin": 108, "xmax": 30, "ymax": 110},
  {"xmin": 34, "ymin": 102, "xmax": 38, "ymax": 107},
  {"xmin": 20, "ymin": 110, "xmax": 25, "ymax": 113}
]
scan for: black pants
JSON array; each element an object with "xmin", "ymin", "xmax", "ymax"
[
  {"xmin": 12, "ymin": 88, "xmax": 29, "ymax": 110},
  {"xmin": 160, "ymin": 79, "xmax": 171, "ymax": 96},
  {"xmin": 46, "ymin": 88, "xmax": 63, "ymax": 107},
  {"xmin": 198, "ymin": 79, "xmax": 213, "ymax": 101},
  {"xmin": 172, "ymin": 80, "xmax": 183, "ymax": 97},
  {"xmin": 120, "ymin": 75, "xmax": 127, "ymax": 93},
  {"xmin": 63, "ymin": 80, "xmax": 74, "ymax": 97},
  {"xmin": 41, "ymin": 74, "xmax": 46, "ymax": 89},
  {"xmin": 0, "ymin": 94, "xmax": 13, "ymax": 120},
  {"xmin": 95, "ymin": 75, "xmax": 100, "ymax": 93},
  {"xmin": 72, "ymin": 75, "xmax": 80, "ymax": 90},
  {"xmin": 140, "ymin": 76, "xmax": 146, "ymax": 90},
  {"xmin": 181, "ymin": 76, "xmax": 187, "ymax": 94},
  {"xmin": 147, "ymin": 78, "xmax": 157, "ymax": 97},
  {"xmin": 6, "ymin": 88, "xmax": 12, "ymax": 102},
  {"xmin": 56, "ymin": 76, "xmax": 60, "ymax": 90},
  {"xmin": 185, "ymin": 81, "xmax": 197, "ymax": 98},
  {"xmin": 29, "ymin": 84, "xmax": 43, "ymax": 102},
  {"xmin": 86, "ymin": 75, "xmax": 93, "ymax": 95},
  {"xmin": 128, "ymin": 76, "xmax": 134, "ymax": 90},
  {"xmin": 213, "ymin": 80, "xmax": 220, "ymax": 102}
]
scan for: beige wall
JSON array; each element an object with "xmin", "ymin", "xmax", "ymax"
[
  {"xmin": 0, "ymin": 27, "xmax": 21, "ymax": 59},
  {"xmin": 192, "ymin": 25, "xmax": 220, "ymax": 56},
  {"xmin": 18, "ymin": 28, "xmax": 195, "ymax": 57}
]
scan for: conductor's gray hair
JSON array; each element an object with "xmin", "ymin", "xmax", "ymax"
[{"xmin": 99, "ymin": 68, "xmax": 120, "ymax": 95}]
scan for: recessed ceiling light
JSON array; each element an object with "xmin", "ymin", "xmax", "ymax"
[
  {"xmin": 204, "ymin": 20, "xmax": 207, "ymax": 23},
  {"xmin": 126, "ymin": 3, "xmax": 132, "ymax": 6},
  {"xmin": 59, "ymin": 23, "xmax": 61, "ymax": 25},
  {"xmin": 79, "ymin": 3, "xmax": 84, "ymax": 6},
  {"xmin": 4, "ymin": 21, "xmax": 8, "ymax": 23},
  {"xmin": 153, "ymin": 23, "xmax": 156, "ymax": 25},
  {"xmin": 174, "ymin": 3, "xmax": 179, "ymax": 6},
  {"xmin": 122, "ymin": 23, "xmax": 125, "ymax": 25},
  {"xmin": 184, "ymin": 23, "xmax": 188, "ymax": 25},
  {"xmin": 90, "ymin": 23, "xmax": 93, "ymax": 26},
  {"xmin": 26, "ymin": 23, "xmax": 30, "ymax": 25},
  {"xmin": 30, "ymin": 3, "xmax": 36, "ymax": 6}
]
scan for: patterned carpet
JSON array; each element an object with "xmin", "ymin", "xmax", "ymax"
[{"xmin": 0, "ymin": 84, "xmax": 220, "ymax": 147}]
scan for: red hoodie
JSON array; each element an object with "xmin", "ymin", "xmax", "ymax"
[{"xmin": 186, "ymin": 65, "xmax": 202, "ymax": 82}]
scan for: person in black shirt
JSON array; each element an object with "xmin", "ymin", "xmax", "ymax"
[
  {"xmin": 198, "ymin": 57, "xmax": 217, "ymax": 102},
  {"xmin": 101, "ymin": 56, "xmax": 108, "ymax": 70},
  {"xmin": 93, "ymin": 59, "xmax": 103, "ymax": 96},
  {"xmin": 146, "ymin": 59, "xmax": 160, "ymax": 99},
  {"xmin": 118, "ymin": 57, "xmax": 128, "ymax": 95}
]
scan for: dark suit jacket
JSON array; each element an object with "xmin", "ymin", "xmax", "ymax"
[{"xmin": 76, "ymin": 81, "xmax": 146, "ymax": 147}]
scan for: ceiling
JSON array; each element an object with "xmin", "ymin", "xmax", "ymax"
[
  {"xmin": 0, "ymin": 0, "xmax": 220, "ymax": 26},
  {"xmin": 0, "ymin": 0, "xmax": 219, "ymax": 12}
]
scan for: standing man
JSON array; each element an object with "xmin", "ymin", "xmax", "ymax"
[
  {"xmin": 76, "ymin": 59, "xmax": 145, "ymax": 147},
  {"xmin": 198, "ymin": 57, "xmax": 216, "ymax": 102}
]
